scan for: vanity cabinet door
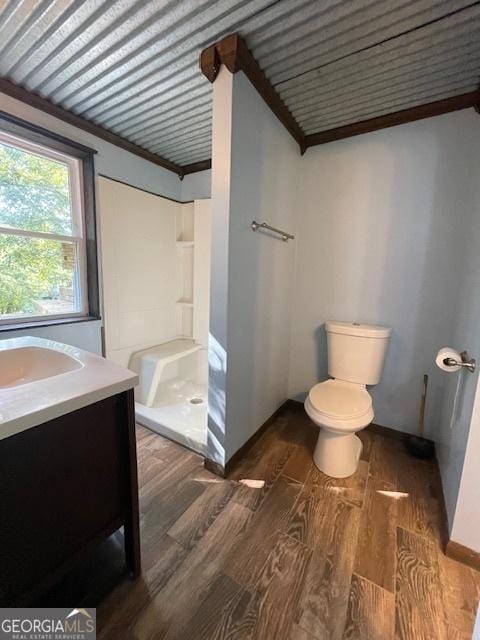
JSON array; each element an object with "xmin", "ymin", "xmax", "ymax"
[{"xmin": 0, "ymin": 393, "xmax": 131, "ymax": 606}]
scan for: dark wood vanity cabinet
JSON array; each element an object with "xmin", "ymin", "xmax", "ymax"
[{"xmin": 0, "ymin": 389, "xmax": 140, "ymax": 606}]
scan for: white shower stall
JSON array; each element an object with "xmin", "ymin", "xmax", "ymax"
[{"xmin": 98, "ymin": 176, "xmax": 211, "ymax": 454}]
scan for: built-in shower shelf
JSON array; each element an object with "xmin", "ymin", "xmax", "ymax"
[
  {"xmin": 176, "ymin": 240, "xmax": 194, "ymax": 248},
  {"xmin": 176, "ymin": 298, "xmax": 194, "ymax": 307}
]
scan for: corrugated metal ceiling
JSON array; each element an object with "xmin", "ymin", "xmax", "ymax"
[{"xmin": 0, "ymin": 0, "xmax": 478, "ymax": 170}]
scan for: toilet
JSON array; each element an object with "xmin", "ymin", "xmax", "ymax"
[{"xmin": 305, "ymin": 321, "xmax": 391, "ymax": 478}]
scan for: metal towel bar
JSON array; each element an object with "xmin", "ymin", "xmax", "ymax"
[{"xmin": 251, "ymin": 220, "xmax": 295, "ymax": 242}]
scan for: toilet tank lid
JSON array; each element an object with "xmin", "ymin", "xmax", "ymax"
[{"xmin": 326, "ymin": 321, "xmax": 391, "ymax": 339}]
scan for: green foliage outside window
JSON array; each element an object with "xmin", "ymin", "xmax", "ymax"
[{"xmin": 0, "ymin": 142, "xmax": 75, "ymax": 316}]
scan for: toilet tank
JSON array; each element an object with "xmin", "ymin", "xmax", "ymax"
[{"xmin": 326, "ymin": 321, "xmax": 391, "ymax": 385}]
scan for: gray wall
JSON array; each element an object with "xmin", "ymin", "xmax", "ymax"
[
  {"xmin": 289, "ymin": 109, "xmax": 480, "ymax": 443},
  {"xmin": 225, "ymin": 73, "xmax": 299, "ymax": 460},
  {"xmin": 0, "ymin": 320, "xmax": 103, "ymax": 354},
  {"xmin": 181, "ymin": 170, "xmax": 211, "ymax": 201},
  {"xmin": 436, "ymin": 140, "xmax": 480, "ymax": 534},
  {"xmin": 209, "ymin": 69, "xmax": 299, "ymax": 465}
]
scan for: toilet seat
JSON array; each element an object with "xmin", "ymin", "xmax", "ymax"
[
  {"xmin": 309, "ymin": 379, "xmax": 372, "ymax": 418},
  {"xmin": 306, "ymin": 379, "xmax": 373, "ymax": 431}
]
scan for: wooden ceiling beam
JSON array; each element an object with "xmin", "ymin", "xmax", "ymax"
[
  {"xmin": 181, "ymin": 159, "xmax": 212, "ymax": 177},
  {"xmin": 200, "ymin": 33, "xmax": 304, "ymax": 148},
  {"xmin": 303, "ymin": 91, "xmax": 480, "ymax": 151}
]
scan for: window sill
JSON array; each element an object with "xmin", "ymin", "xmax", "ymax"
[{"xmin": 0, "ymin": 315, "xmax": 101, "ymax": 333}]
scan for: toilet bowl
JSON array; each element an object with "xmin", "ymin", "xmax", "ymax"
[
  {"xmin": 305, "ymin": 321, "xmax": 391, "ymax": 478},
  {"xmin": 305, "ymin": 380, "xmax": 373, "ymax": 478}
]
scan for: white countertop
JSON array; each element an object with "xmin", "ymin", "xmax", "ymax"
[{"xmin": 0, "ymin": 336, "xmax": 138, "ymax": 441}]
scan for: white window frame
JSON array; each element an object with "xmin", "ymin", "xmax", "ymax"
[{"xmin": 0, "ymin": 129, "xmax": 89, "ymax": 325}]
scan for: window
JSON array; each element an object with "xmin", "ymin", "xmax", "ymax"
[{"xmin": 0, "ymin": 113, "xmax": 99, "ymax": 326}]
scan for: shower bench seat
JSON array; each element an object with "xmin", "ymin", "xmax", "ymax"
[{"xmin": 130, "ymin": 339, "xmax": 202, "ymax": 406}]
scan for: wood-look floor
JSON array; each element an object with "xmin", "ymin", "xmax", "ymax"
[{"xmin": 98, "ymin": 404, "xmax": 480, "ymax": 639}]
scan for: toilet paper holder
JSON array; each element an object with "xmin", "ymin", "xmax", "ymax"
[{"xmin": 443, "ymin": 350, "xmax": 476, "ymax": 373}]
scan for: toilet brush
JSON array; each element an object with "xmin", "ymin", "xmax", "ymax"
[{"xmin": 405, "ymin": 374, "xmax": 435, "ymax": 459}]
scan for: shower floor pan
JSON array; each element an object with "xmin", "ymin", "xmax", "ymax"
[{"xmin": 130, "ymin": 339, "xmax": 208, "ymax": 455}]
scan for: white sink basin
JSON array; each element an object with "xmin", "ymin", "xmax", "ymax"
[
  {"xmin": 0, "ymin": 336, "xmax": 138, "ymax": 441},
  {"xmin": 0, "ymin": 345, "xmax": 83, "ymax": 388}
]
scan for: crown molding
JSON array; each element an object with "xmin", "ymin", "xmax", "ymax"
[
  {"xmin": 303, "ymin": 91, "xmax": 480, "ymax": 150},
  {"xmin": 200, "ymin": 34, "xmax": 480, "ymax": 155},
  {"xmin": 0, "ymin": 77, "xmax": 183, "ymax": 176},
  {"xmin": 181, "ymin": 159, "xmax": 212, "ymax": 177},
  {"xmin": 2, "ymin": 46, "xmax": 477, "ymax": 178}
]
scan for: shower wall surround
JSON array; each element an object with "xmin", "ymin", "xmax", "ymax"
[{"xmin": 98, "ymin": 176, "xmax": 210, "ymax": 366}]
